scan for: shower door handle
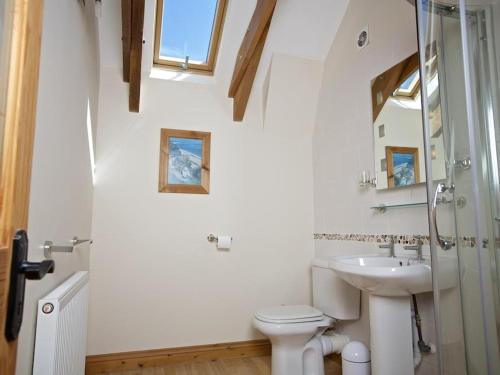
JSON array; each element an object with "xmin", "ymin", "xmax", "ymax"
[{"xmin": 432, "ymin": 183, "xmax": 454, "ymax": 250}]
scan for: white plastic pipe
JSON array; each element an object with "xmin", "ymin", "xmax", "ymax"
[
  {"xmin": 302, "ymin": 332, "xmax": 350, "ymax": 375},
  {"xmin": 320, "ymin": 333, "xmax": 350, "ymax": 356}
]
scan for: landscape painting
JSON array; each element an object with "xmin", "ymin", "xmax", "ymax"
[
  {"xmin": 167, "ymin": 137, "xmax": 203, "ymax": 185},
  {"xmin": 392, "ymin": 152, "xmax": 416, "ymax": 186},
  {"xmin": 159, "ymin": 129, "xmax": 211, "ymax": 194},
  {"xmin": 386, "ymin": 146, "xmax": 420, "ymax": 188}
]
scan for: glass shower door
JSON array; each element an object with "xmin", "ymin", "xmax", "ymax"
[{"xmin": 416, "ymin": 1, "xmax": 500, "ymax": 374}]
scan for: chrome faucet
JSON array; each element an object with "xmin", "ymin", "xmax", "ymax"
[
  {"xmin": 379, "ymin": 236, "xmax": 395, "ymax": 257},
  {"xmin": 404, "ymin": 236, "xmax": 424, "ymax": 261}
]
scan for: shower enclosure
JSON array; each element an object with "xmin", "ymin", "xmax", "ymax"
[{"xmin": 416, "ymin": 0, "xmax": 500, "ymax": 373}]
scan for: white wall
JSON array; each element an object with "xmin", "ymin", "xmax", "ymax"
[
  {"xmin": 312, "ymin": 0, "xmax": 438, "ymax": 373},
  {"xmin": 88, "ymin": 51, "xmax": 323, "ymax": 353},
  {"xmin": 16, "ymin": 1, "xmax": 100, "ymax": 374},
  {"xmin": 86, "ymin": 0, "xmax": 353, "ymax": 355},
  {"xmin": 313, "ymin": 0, "xmax": 430, "ymax": 239}
]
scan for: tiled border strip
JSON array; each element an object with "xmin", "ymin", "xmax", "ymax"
[
  {"xmin": 313, "ymin": 233, "xmax": 431, "ymax": 245},
  {"xmin": 313, "ymin": 233, "xmax": 483, "ymax": 248}
]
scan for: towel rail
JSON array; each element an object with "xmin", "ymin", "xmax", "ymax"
[{"xmin": 43, "ymin": 237, "xmax": 92, "ymax": 258}]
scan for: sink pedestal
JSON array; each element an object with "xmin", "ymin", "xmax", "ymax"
[{"xmin": 369, "ymin": 294, "xmax": 414, "ymax": 375}]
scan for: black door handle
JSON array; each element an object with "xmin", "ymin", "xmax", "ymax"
[
  {"xmin": 5, "ymin": 230, "xmax": 56, "ymax": 341},
  {"xmin": 19, "ymin": 259, "xmax": 55, "ymax": 280}
]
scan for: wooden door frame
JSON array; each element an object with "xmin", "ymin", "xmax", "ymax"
[{"xmin": 0, "ymin": 0, "xmax": 44, "ymax": 373}]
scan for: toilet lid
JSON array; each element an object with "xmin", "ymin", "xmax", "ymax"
[{"xmin": 255, "ymin": 305, "xmax": 323, "ymax": 323}]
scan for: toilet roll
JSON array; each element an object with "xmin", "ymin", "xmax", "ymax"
[{"xmin": 217, "ymin": 236, "xmax": 232, "ymax": 250}]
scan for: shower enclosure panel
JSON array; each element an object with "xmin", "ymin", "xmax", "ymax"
[{"xmin": 416, "ymin": 1, "xmax": 500, "ymax": 374}]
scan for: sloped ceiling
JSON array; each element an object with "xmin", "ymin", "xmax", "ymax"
[
  {"xmin": 265, "ymin": 0, "xmax": 350, "ymax": 61},
  {"xmin": 97, "ymin": 0, "xmax": 350, "ymax": 86}
]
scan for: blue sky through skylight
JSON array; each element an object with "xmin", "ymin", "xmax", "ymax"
[
  {"xmin": 160, "ymin": 0, "xmax": 218, "ymax": 63},
  {"xmin": 399, "ymin": 70, "xmax": 419, "ymax": 90}
]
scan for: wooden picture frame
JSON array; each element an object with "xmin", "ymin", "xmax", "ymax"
[
  {"xmin": 159, "ymin": 129, "xmax": 211, "ymax": 194},
  {"xmin": 386, "ymin": 146, "xmax": 420, "ymax": 188}
]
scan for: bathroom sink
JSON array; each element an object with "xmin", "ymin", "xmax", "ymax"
[
  {"xmin": 329, "ymin": 255, "xmax": 457, "ymax": 297},
  {"xmin": 328, "ymin": 254, "xmax": 459, "ymax": 374}
]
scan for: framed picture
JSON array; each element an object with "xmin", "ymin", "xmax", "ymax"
[
  {"xmin": 385, "ymin": 146, "xmax": 420, "ymax": 188},
  {"xmin": 159, "ymin": 129, "xmax": 211, "ymax": 194}
]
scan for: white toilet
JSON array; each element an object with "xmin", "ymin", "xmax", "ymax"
[{"xmin": 254, "ymin": 258, "xmax": 361, "ymax": 375}]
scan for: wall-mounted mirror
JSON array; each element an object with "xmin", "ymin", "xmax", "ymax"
[{"xmin": 371, "ymin": 51, "xmax": 446, "ymax": 190}]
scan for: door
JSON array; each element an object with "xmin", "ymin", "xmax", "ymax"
[
  {"xmin": 416, "ymin": 0, "xmax": 500, "ymax": 374},
  {"xmin": 0, "ymin": 1, "xmax": 44, "ymax": 374}
]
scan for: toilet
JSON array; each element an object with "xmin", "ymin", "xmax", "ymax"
[{"xmin": 254, "ymin": 257, "xmax": 361, "ymax": 375}]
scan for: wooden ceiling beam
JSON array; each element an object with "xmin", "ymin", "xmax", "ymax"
[
  {"xmin": 233, "ymin": 23, "xmax": 269, "ymax": 122},
  {"xmin": 128, "ymin": 0, "xmax": 145, "ymax": 112},
  {"xmin": 371, "ymin": 52, "xmax": 419, "ymax": 121},
  {"xmin": 121, "ymin": 0, "xmax": 131, "ymax": 82},
  {"xmin": 395, "ymin": 53, "xmax": 419, "ymax": 89},
  {"xmin": 228, "ymin": 0, "xmax": 276, "ymax": 99}
]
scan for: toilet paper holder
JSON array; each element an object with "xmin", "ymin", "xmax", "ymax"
[
  {"xmin": 207, "ymin": 234, "xmax": 218, "ymax": 243},
  {"xmin": 207, "ymin": 234, "xmax": 233, "ymax": 243}
]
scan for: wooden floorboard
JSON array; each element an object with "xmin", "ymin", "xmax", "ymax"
[
  {"xmin": 106, "ymin": 356, "xmax": 342, "ymax": 375},
  {"xmin": 86, "ymin": 340, "xmax": 271, "ymax": 374}
]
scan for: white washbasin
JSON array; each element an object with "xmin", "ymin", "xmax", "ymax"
[
  {"xmin": 328, "ymin": 254, "xmax": 459, "ymax": 374},
  {"xmin": 329, "ymin": 254, "xmax": 457, "ymax": 297}
]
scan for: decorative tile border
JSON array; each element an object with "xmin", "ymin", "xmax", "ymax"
[
  {"xmin": 312, "ymin": 233, "xmax": 492, "ymax": 248},
  {"xmin": 313, "ymin": 233, "xmax": 431, "ymax": 245}
]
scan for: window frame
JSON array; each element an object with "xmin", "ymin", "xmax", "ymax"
[
  {"xmin": 153, "ymin": 0, "xmax": 227, "ymax": 74},
  {"xmin": 392, "ymin": 70, "xmax": 421, "ymax": 99}
]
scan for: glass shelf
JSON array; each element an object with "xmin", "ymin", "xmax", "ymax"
[{"xmin": 370, "ymin": 201, "xmax": 428, "ymax": 213}]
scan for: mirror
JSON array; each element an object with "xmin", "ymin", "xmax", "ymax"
[{"xmin": 371, "ymin": 52, "xmax": 446, "ymax": 190}]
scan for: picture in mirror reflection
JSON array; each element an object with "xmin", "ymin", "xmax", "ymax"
[{"xmin": 371, "ymin": 51, "xmax": 446, "ymax": 190}]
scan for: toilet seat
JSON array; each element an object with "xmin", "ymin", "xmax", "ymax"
[{"xmin": 255, "ymin": 305, "xmax": 324, "ymax": 324}]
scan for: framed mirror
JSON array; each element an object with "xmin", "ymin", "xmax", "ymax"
[{"xmin": 371, "ymin": 51, "xmax": 446, "ymax": 190}]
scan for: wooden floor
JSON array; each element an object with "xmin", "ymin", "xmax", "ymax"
[{"xmin": 106, "ymin": 356, "xmax": 342, "ymax": 375}]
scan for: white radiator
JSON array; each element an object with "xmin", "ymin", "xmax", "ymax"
[{"xmin": 33, "ymin": 271, "xmax": 90, "ymax": 375}]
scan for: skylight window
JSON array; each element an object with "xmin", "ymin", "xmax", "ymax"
[
  {"xmin": 393, "ymin": 70, "xmax": 420, "ymax": 99},
  {"xmin": 154, "ymin": 0, "xmax": 227, "ymax": 73}
]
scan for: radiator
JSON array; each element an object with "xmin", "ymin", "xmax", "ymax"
[{"xmin": 33, "ymin": 271, "xmax": 90, "ymax": 375}]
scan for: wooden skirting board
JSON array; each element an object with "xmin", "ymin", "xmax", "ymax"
[{"xmin": 85, "ymin": 339, "xmax": 272, "ymax": 374}]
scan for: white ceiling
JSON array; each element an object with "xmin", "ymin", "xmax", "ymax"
[
  {"xmin": 97, "ymin": 0, "xmax": 350, "ymax": 85},
  {"xmin": 263, "ymin": 0, "xmax": 350, "ymax": 61}
]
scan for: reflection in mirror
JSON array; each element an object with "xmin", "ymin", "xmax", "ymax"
[{"xmin": 371, "ymin": 51, "xmax": 447, "ymax": 190}]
